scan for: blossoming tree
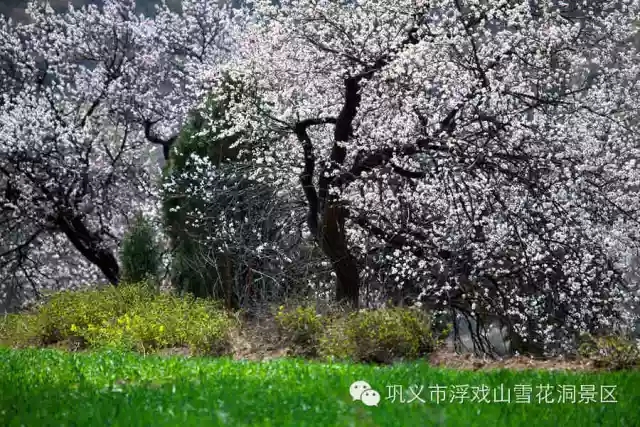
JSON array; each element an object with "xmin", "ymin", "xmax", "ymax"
[
  {"xmin": 1, "ymin": 0, "xmax": 639, "ymax": 354},
  {"xmin": 0, "ymin": 0, "xmax": 237, "ymax": 304},
  {"xmin": 196, "ymin": 0, "xmax": 640, "ymax": 353}
]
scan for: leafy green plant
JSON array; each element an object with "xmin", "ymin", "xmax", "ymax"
[
  {"xmin": 274, "ymin": 303, "xmax": 444, "ymax": 363},
  {"xmin": 321, "ymin": 307, "xmax": 443, "ymax": 364},
  {"xmin": 81, "ymin": 292, "xmax": 235, "ymax": 355},
  {"xmin": 0, "ymin": 313, "xmax": 42, "ymax": 347},
  {"xmin": 275, "ymin": 303, "xmax": 326, "ymax": 356},
  {"xmin": 35, "ymin": 283, "xmax": 156, "ymax": 345},
  {"xmin": 120, "ymin": 213, "xmax": 162, "ymax": 286},
  {"xmin": 184, "ymin": 304, "xmax": 236, "ymax": 356},
  {"xmin": 0, "ymin": 283, "xmax": 236, "ymax": 356},
  {"xmin": 318, "ymin": 315, "xmax": 354, "ymax": 361}
]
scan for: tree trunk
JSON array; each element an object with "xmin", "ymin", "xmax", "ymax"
[
  {"xmin": 54, "ymin": 211, "xmax": 120, "ymax": 285},
  {"xmin": 319, "ymin": 203, "xmax": 359, "ymax": 308}
]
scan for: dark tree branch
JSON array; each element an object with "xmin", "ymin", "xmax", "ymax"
[
  {"xmin": 143, "ymin": 119, "xmax": 178, "ymax": 160},
  {"xmin": 292, "ymin": 116, "xmax": 337, "ymax": 237},
  {"xmin": 52, "ymin": 209, "xmax": 120, "ymax": 285}
]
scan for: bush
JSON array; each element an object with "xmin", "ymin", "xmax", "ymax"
[
  {"xmin": 120, "ymin": 213, "xmax": 162, "ymax": 286},
  {"xmin": 1, "ymin": 283, "xmax": 235, "ymax": 356},
  {"xmin": 578, "ymin": 333, "xmax": 640, "ymax": 370},
  {"xmin": 318, "ymin": 315, "xmax": 354, "ymax": 360},
  {"xmin": 162, "ymin": 83, "xmax": 298, "ymax": 310},
  {"xmin": 168, "ymin": 239, "xmax": 218, "ymax": 300},
  {"xmin": 0, "ymin": 313, "xmax": 42, "ymax": 347},
  {"xmin": 75, "ymin": 292, "xmax": 235, "ymax": 356},
  {"xmin": 36, "ymin": 283, "xmax": 157, "ymax": 345},
  {"xmin": 321, "ymin": 307, "xmax": 443, "ymax": 364},
  {"xmin": 275, "ymin": 303, "xmax": 326, "ymax": 356},
  {"xmin": 274, "ymin": 303, "xmax": 443, "ymax": 363}
]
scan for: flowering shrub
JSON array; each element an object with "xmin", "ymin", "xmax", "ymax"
[
  {"xmin": 0, "ymin": 313, "xmax": 42, "ymax": 348},
  {"xmin": 162, "ymin": 87, "xmax": 320, "ymax": 308},
  {"xmin": 36, "ymin": 283, "xmax": 156, "ymax": 344},
  {"xmin": 83, "ymin": 294, "xmax": 235, "ymax": 355},
  {"xmin": 1, "ymin": 283, "xmax": 235, "ymax": 356}
]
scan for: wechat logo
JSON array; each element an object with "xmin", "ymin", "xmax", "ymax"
[{"xmin": 349, "ymin": 380, "xmax": 381, "ymax": 407}]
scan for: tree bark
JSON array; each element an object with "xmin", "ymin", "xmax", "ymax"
[
  {"xmin": 295, "ymin": 117, "xmax": 361, "ymax": 308},
  {"xmin": 318, "ymin": 203, "xmax": 359, "ymax": 308},
  {"xmin": 295, "ymin": 32, "xmax": 429, "ymax": 308},
  {"xmin": 53, "ymin": 211, "xmax": 120, "ymax": 285}
]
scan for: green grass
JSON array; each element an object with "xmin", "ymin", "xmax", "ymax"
[{"xmin": 0, "ymin": 348, "xmax": 638, "ymax": 426}]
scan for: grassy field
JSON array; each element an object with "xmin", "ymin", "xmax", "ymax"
[{"xmin": 0, "ymin": 348, "xmax": 638, "ymax": 426}]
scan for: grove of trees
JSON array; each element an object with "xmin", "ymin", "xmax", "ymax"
[{"xmin": 1, "ymin": 0, "xmax": 640, "ymax": 356}]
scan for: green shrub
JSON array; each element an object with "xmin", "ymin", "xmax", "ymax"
[
  {"xmin": 167, "ymin": 240, "xmax": 218, "ymax": 300},
  {"xmin": 1, "ymin": 283, "xmax": 235, "ymax": 355},
  {"xmin": 318, "ymin": 315, "xmax": 354, "ymax": 360},
  {"xmin": 120, "ymin": 213, "xmax": 162, "ymax": 286},
  {"xmin": 36, "ymin": 283, "xmax": 156, "ymax": 345},
  {"xmin": 1, "ymin": 284, "xmax": 235, "ymax": 355},
  {"xmin": 162, "ymin": 81, "xmax": 275, "ymax": 306},
  {"xmin": 82, "ymin": 293, "xmax": 235, "ymax": 356},
  {"xmin": 321, "ymin": 307, "xmax": 443, "ymax": 364},
  {"xmin": 0, "ymin": 313, "xmax": 42, "ymax": 347},
  {"xmin": 275, "ymin": 304, "xmax": 326, "ymax": 356},
  {"xmin": 274, "ymin": 303, "xmax": 443, "ymax": 363},
  {"xmin": 578, "ymin": 333, "xmax": 640, "ymax": 370},
  {"xmin": 183, "ymin": 302, "xmax": 236, "ymax": 356}
]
